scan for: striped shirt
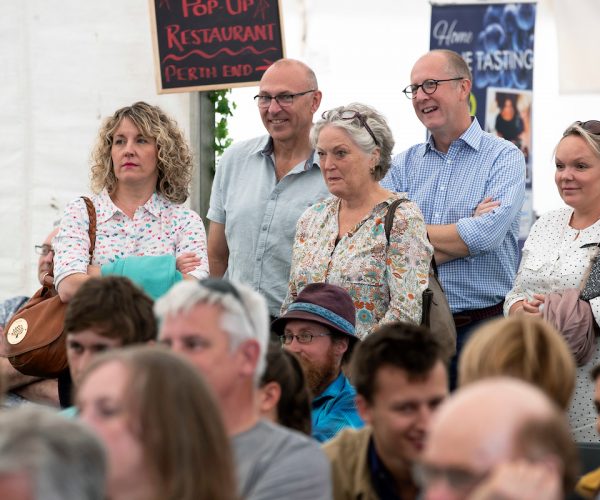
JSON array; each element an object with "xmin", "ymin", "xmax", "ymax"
[{"xmin": 381, "ymin": 119, "xmax": 525, "ymax": 313}]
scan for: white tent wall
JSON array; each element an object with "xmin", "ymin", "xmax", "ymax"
[
  {"xmin": 2, "ymin": 0, "xmax": 599, "ymax": 299},
  {"xmin": 1, "ymin": 1, "xmax": 189, "ymax": 300}
]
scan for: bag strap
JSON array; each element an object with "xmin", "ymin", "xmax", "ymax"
[
  {"xmin": 81, "ymin": 196, "xmax": 97, "ymax": 264},
  {"xmin": 384, "ymin": 197, "xmax": 440, "ymax": 278},
  {"xmin": 41, "ymin": 197, "xmax": 97, "ymax": 289},
  {"xmin": 384, "ymin": 199, "xmax": 403, "ymax": 244}
]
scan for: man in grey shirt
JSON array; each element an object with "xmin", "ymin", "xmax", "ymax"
[
  {"xmin": 156, "ymin": 278, "xmax": 332, "ymax": 500},
  {"xmin": 207, "ymin": 58, "xmax": 329, "ymax": 317}
]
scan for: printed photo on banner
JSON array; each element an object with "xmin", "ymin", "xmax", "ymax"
[{"xmin": 485, "ymin": 87, "xmax": 532, "ymax": 184}]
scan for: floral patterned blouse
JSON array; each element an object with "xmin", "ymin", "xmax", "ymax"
[
  {"xmin": 282, "ymin": 194, "xmax": 433, "ymax": 338},
  {"xmin": 54, "ymin": 189, "xmax": 209, "ymax": 287}
]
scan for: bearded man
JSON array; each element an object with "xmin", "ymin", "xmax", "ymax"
[{"xmin": 272, "ymin": 283, "xmax": 363, "ymax": 442}]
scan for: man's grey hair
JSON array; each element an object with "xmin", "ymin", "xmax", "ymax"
[
  {"xmin": 155, "ymin": 279, "xmax": 270, "ymax": 383},
  {"xmin": 0, "ymin": 406, "xmax": 106, "ymax": 500}
]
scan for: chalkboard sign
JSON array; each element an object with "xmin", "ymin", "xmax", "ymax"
[{"xmin": 148, "ymin": 0, "xmax": 286, "ymax": 93}]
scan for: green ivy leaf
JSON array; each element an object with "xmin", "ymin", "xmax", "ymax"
[{"xmin": 207, "ymin": 89, "xmax": 236, "ymax": 172}]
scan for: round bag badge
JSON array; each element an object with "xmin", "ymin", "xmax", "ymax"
[{"xmin": 7, "ymin": 318, "xmax": 28, "ymax": 345}]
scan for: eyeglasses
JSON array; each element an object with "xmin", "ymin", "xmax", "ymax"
[
  {"xmin": 322, "ymin": 109, "xmax": 380, "ymax": 147},
  {"xmin": 279, "ymin": 332, "xmax": 331, "ymax": 345},
  {"xmin": 35, "ymin": 244, "xmax": 54, "ymax": 256},
  {"xmin": 254, "ymin": 90, "xmax": 316, "ymax": 108},
  {"xmin": 577, "ymin": 120, "xmax": 600, "ymax": 135},
  {"xmin": 413, "ymin": 463, "xmax": 488, "ymax": 493},
  {"xmin": 402, "ymin": 77, "xmax": 464, "ymax": 99}
]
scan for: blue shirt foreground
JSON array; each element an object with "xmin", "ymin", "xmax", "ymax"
[{"xmin": 312, "ymin": 372, "xmax": 363, "ymax": 443}]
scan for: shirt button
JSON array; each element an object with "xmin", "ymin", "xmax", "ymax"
[
  {"xmin": 262, "ymin": 225, "xmax": 267, "ymax": 231},
  {"xmin": 440, "ymin": 186, "xmax": 446, "ymax": 191},
  {"xmin": 446, "ymin": 160, "xmax": 452, "ymax": 164},
  {"xmin": 434, "ymin": 213, "xmax": 440, "ymax": 218}
]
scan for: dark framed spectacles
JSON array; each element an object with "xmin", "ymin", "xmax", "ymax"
[
  {"xmin": 254, "ymin": 89, "xmax": 316, "ymax": 108},
  {"xmin": 279, "ymin": 332, "xmax": 331, "ymax": 345},
  {"xmin": 322, "ymin": 109, "xmax": 380, "ymax": 146},
  {"xmin": 576, "ymin": 120, "xmax": 600, "ymax": 135},
  {"xmin": 35, "ymin": 244, "xmax": 54, "ymax": 256},
  {"xmin": 402, "ymin": 77, "xmax": 464, "ymax": 99}
]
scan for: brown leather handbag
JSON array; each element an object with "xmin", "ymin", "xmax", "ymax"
[{"xmin": 1, "ymin": 197, "xmax": 97, "ymax": 377}]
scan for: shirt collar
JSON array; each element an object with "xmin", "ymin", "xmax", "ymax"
[
  {"xmin": 313, "ymin": 372, "xmax": 346, "ymax": 404},
  {"xmin": 368, "ymin": 436, "xmax": 402, "ymax": 500},
  {"xmin": 260, "ymin": 136, "xmax": 320, "ymax": 172},
  {"xmin": 424, "ymin": 117, "xmax": 483, "ymax": 155},
  {"xmin": 97, "ymin": 189, "xmax": 164, "ymax": 222}
]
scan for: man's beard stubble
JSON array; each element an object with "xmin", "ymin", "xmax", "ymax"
[{"xmin": 296, "ymin": 345, "xmax": 339, "ymax": 397}]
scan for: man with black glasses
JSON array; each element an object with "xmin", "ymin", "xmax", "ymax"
[
  {"xmin": 381, "ymin": 49, "xmax": 525, "ymax": 388},
  {"xmin": 272, "ymin": 283, "xmax": 363, "ymax": 443},
  {"xmin": 207, "ymin": 58, "xmax": 329, "ymax": 319}
]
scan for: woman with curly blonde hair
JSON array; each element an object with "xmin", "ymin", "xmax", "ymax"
[{"xmin": 54, "ymin": 102, "xmax": 208, "ymax": 303}]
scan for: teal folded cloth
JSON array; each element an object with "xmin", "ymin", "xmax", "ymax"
[{"xmin": 101, "ymin": 255, "xmax": 183, "ymax": 300}]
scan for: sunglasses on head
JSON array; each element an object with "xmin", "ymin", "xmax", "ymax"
[
  {"xmin": 321, "ymin": 109, "xmax": 380, "ymax": 147},
  {"xmin": 200, "ymin": 278, "xmax": 256, "ymax": 333},
  {"xmin": 577, "ymin": 120, "xmax": 600, "ymax": 135}
]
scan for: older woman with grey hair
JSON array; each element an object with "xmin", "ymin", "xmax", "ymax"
[{"xmin": 282, "ymin": 103, "xmax": 432, "ymax": 338}]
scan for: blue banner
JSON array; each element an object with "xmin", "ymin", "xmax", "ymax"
[{"xmin": 430, "ymin": 2, "xmax": 536, "ymax": 238}]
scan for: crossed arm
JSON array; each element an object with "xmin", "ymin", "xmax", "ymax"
[{"xmin": 428, "ymin": 197, "xmax": 501, "ymax": 264}]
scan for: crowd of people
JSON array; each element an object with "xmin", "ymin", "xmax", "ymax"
[{"xmin": 1, "ymin": 48, "xmax": 600, "ymax": 499}]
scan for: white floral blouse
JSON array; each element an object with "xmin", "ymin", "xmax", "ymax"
[
  {"xmin": 282, "ymin": 194, "xmax": 433, "ymax": 339},
  {"xmin": 54, "ymin": 190, "xmax": 209, "ymax": 287}
]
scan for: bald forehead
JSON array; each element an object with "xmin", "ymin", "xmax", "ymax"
[
  {"xmin": 426, "ymin": 379, "xmax": 555, "ymax": 464},
  {"xmin": 435, "ymin": 379, "xmax": 554, "ymax": 428},
  {"xmin": 411, "ymin": 52, "xmax": 451, "ymax": 79},
  {"xmin": 260, "ymin": 59, "xmax": 317, "ymax": 91}
]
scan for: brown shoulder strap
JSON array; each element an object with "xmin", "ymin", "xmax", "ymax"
[
  {"xmin": 384, "ymin": 199, "xmax": 404, "ymax": 244},
  {"xmin": 384, "ymin": 197, "xmax": 441, "ymax": 277},
  {"xmin": 81, "ymin": 197, "xmax": 97, "ymax": 264}
]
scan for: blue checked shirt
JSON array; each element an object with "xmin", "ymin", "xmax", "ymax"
[
  {"xmin": 381, "ymin": 119, "xmax": 525, "ymax": 313},
  {"xmin": 312, "ymin": 372, "xmax": 363, "ymax": 443}
]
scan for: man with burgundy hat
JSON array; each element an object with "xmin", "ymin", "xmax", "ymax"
[{"xmin": 272, "ymin": 283, "xmax": 363, "ymax": 443}]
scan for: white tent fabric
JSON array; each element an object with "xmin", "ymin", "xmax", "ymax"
[
  {"xmin": 555, "ymin": 0, "xmax": 600, "ymax": 94},
  {"xmin": 0, "ymin": 1, "xmax": 188, "ymax": 299}
]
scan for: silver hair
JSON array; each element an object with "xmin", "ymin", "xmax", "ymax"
[
  {"xmin": 154, "ymin": 280, "xmax": 269, "ymax": 383},
  {"xmin": 311, "ymin": 102, "xmax": 395, "ymax": 181},
  {"xmin": 0, "ymin": 406, "xmax": 106, "ymax": 500},
  {"xmin": 561, "ymin": 121, "xmax": 600, "ymax": 159}
]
